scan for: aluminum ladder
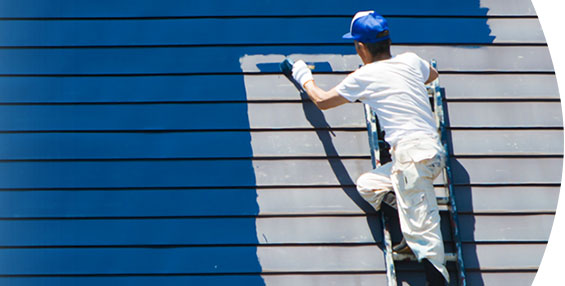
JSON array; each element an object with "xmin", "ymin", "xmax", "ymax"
[{"xmin": 363, "ymin": 61, "xmax": 467, "ymax": 285}]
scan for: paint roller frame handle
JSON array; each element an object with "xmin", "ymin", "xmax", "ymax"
[
  {"xmin": 280, "ymin": 58, "xmax": 295, "ymax": 80},
  {"xmin": 280, "ymin": 58, "xmax": 306, "ymax": 93}
]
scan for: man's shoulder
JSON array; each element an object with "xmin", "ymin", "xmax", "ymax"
[{"xmin": 393, "ymin": 52, "xmax": 421, "ymax": 62}]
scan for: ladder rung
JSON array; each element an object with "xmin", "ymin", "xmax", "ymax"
[
  {"xmin": 437, "ymin": 196, "xmax": 450, "ymax": 211},
  {"xmin": 445, "ymin": 252, "xmax": 458, "ymax": 262},
  {"xmin": 393, "ymin": 251, "xmax": 458, "ymax": 262},
  {"xmin": 437, "ymin": 196, "xmax": 449, "ymax": 205}
]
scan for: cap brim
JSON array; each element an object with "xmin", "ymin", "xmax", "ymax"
[{"xmin": 342, "ymin": 32, "xmax": 356, "ymax": 40}]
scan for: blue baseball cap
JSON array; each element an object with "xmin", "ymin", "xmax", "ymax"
[{"xmin": 342, "ymin": 11, "xmax": 390, "ymax": 43}]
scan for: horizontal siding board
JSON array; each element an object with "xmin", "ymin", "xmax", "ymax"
[
  {"xmin": 439, "ymin": 74, "xmax": 559, "ymax": 100},
  {"xmin": 0, "ymin": 18, "xmax": 542, "ymax": 46},
  {"xmin": 462, "ymin": 243, "xmax": 545, "ymax": 270},
  {"xmin": 447, "ymin": 102, "xmax": 563, "ymax": 128},
  {"xmin": 454, "ymin": 186, "xmax": 559, "ymax": 213},
  {"xmin": 0, "ymin": 276, "xmax": 268, "ymax": 286},
  {"xmin": 0, "ymin": 159, "xmax": 370, "ymax": 189},
  {"xmin": 0, "ymin": 186, "xmax": 557, "ymax": 218},
  {"xmin": 259, "ymin": 274, "xmax": 388, "ymax": 286},
  {"xmin": 451, "ymin": 130, "xmax": 564, "ymax": 155},
  {"xmin": 0, "ymin": 130, "xmax": 560, "ymax": 160},
  {"xmin": 248, "ymin": 103, "xmax": 365, "ymax": 130},
  {"xmin": 484, "ymin": 18, "xmax": 544, "ymax": 43},
  {"xmin": 0, "ymin": 46, "xmax": 552, "ymax": 75},
  {"xmin": 0, "ymin": 275, "xmax": 385, "ymax": 286},
  {"xmin": 0, "ymin": 75, "xmax": 251, "ymax": 103},
  {"xmin": 0, "ymin": 272, "xmax": 538, "ymax": 286},
  {"xmin": 245, "ymin": 74, "xmax": 560, "ymax": 101},
  {"xmin": 0, "ymin": 218, "xmax": 266, "ymax": 246},
  {"xmin": 0, "ymin": 246, "xmax": 386, "ymax": 275},
  {"xmin": 0, "ymin": 73, "xmax": 558, "ymax": 103},
  {"xmin": 0, "ymin": 131, "xmax": 368, "ymax": 159},
  {"xmin": 0, "ymin": 160, "xmax": 262, "ymax": 189},
  {"xmin": 450, "ymin": 157, "xmax": 563, "ymax": 185},
  {"xmin": 0, "ymin": 157, "xmax": 560, "ymax": 188},
  {"xmin": 0, "ymin": 247, "xmax": 268, "ymax": 274},
  {"xmin": 478, "ymin": 0, "xmax": 536, "ymax": 16},
  {"xmin": 459, "ymin": 214, "xmax": 553, "ymax": 242},
  {"xmin": 466, "ymin": 272, "xmax": 536, "ymax": 286},
  {"xmin": 0, "ymin": 215, "xmax": 551, "ymax": 246},
  {"xmin": 0, "ymin": 188, "xmax": 266, "ymax": 218},
  {"xmin": 366, "ymin": 271, "xmax": 537, "ymax": 286},
  {"xmin": 0, "ymin": 217, "xmax": 380, "ymax": 246},
  {"xmin": 0, "ymin": 0, "xmax": 536, "ymax": 17},
  {"xmin": 248, "ymin": 245, "xmax": 388, "ymax": 272},
  {"xmin": 1, "ymin": 102, "xmax": 562, "ymax": 131},
  {"xmin": 0, "ymin": 132, "xmax": 253, "ymax": 160},
  {"xmin": 253, "ymin": 159, "xmax": 369, "ymax": 186},
  {"xmin": 250, "ymin": 131, "xmax": 369, "ymax": 157},
  {"xmin": 0, "ymin": 244, "xmax": 545, "ymax": 274},
  {"xmin": 0, "ymin": 103, "xmax": 365, "ymax": 131},
  {"xmin": 406, "ymin": 45, "xmax": 551, "ymax": 72}
]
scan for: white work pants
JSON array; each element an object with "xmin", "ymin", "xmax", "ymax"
[{"xmin": 356, "ymin": 135, "xmax": 449, "ymax": 281}]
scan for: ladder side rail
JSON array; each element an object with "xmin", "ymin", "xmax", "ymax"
[
  {"xmin": 363, "ymin": 104, "xmax": 397, "ymax": 286},
  {"xmin": 364, "ymin": 104, "xmax": 379, "ymax": 169},
  {"xmin": 431, "ymin": 61, "xmax": 467, "ymax": 286}
]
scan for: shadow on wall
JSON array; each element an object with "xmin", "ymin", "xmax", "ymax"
[
  {"xmin": 292, "ymin": 74, "xmax": 383, "ymax": 240},
  {"xmin": 442, "ymin": 91, "xmax": 479, "ymax": 286}
]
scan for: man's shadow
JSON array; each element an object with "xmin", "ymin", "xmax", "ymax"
[
  {"xmin": 288, "ymin": 77, "xmax": 384, "ymax": 247},
  {"xmin": 441, "ymin": 86, "xmax": 482, "ymax": 286}
]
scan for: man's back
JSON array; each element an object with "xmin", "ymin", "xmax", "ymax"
[{"xmin": 335, "ymin": 52, "xmax": 438, "ymax": 146}]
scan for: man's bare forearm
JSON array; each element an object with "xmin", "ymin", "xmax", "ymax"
[{"xmin": 303, "ymin": 81, "xmax": 349, "ymax": 110}]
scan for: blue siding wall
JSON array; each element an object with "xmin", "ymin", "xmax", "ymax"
[
  {"xmin": 0, "ymin": 0, "xmax": 535, "ymax": 17},
  {"xmin": 0, "ymin": 0, "xmax": 558, "ymax": 285},
  {"xmin": 0, "ymin": 1, "xmax": 265, "ymax": 284}
]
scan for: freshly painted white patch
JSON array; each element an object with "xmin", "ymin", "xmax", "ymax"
[
  {"xmin": 261, "ymin": 274, "xmax": 387, "ymax": 285},
  {"xmin": 255, "ymin": 188, "xmax": 367, "ymax": 215},
  {"xmin": 480, "ymin": 0, "xmax": 536, "ymax": 16},
  {"xmin": 254, "ymin": 187, "xmax": 450, "ymax": 216},
  {"xmin": 242, "ymin": 74, "xmax": 346, "ymax": 101},
  {"xmin": 239, "ymin": 53, "xmax": 361, "ymax": 73},
  {"xmin": 254, "ymin": 216, "xmax": 376, "ymax": 244},
  {"xmin": 249, "ymin": 131, "xmax": 369, "ymax": 157},
  {"xmin": 251, "ymin": 159, "xmax": 371, "ymax": 186},
  {"xmin": 255, "ymin": 245, "xmax": 385, "ymax": 272},
  {"xmin": 246, "ymin": 103, "xmax": 365, "ymax": 129},
  {"xmin": 487, "ymin": 18, "xmax": 545, "ymax": 43}
]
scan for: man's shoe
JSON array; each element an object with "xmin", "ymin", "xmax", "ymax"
[
  {"xmin": 423, "ymin": 258, "xmax": 448, "ymax": 286},
  {"xmin": 392, "ymin": 237, "xmax": 413, "ymax": 254},
  {"xmin": 382, "ymin": 191, "xmax": 397, "ymax": 210}
]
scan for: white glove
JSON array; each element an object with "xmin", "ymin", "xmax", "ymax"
[{"xmin": 292, "ymin": 60, "xmax": 314, "ymax": 87}]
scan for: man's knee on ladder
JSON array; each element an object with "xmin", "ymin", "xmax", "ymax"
[{"xmin": 355, "ymin": 163, "xmax": 393, "ymax": 211}]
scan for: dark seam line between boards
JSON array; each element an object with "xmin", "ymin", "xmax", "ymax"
[
  {"xmin": 0, "ymin": 98, "xmax": 561, "ymax": 105},
  {"xmin": 0, "ymin": 183, "xmax": 560, "ymax": 192},
  {"xmin": 0, "ymin": 42, "xmax": 548, "ymax": 49},
  {"xmin": 0, "ymin": 211, "xmax": 556, "ymax": 221},
  {"xmin": 0, "ymin": 15, "xmax": 540, "ymax": 20},
  {"xmin": 0, "ymin": 71, "xmax": 557, "ymax": 77}
]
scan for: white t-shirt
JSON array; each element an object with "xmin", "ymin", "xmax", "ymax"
[{"xmin": 335, "ymin": 52, "xmax": 438, "ymax": 147}]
